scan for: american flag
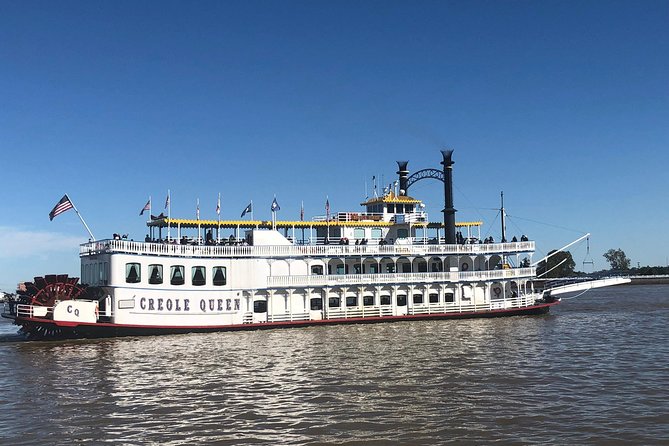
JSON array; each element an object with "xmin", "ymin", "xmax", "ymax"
[
  {"xmin": 325, "ymin": 198, "xmax": 330, "ymax": 220},
  {"xmin": 165, "ymin": 192, "xmax": 170, "ymax": 209},
  {"xmin": 300, "ymin": 201, "xmax": 304, "ymax": 221},
  {"xmin": 49, "ymin": 195, "xmax": 74, "ymax": 221},
  {"xmin": 140, "ymin": 198, "xmax": 151, "ymax": 216},
  {"xmin": 271, "ymin": 197, "xmax": 280, "ymax": 212},
  {"xmin": 216, "ymin": 193, "xmax": 221, "ymax": 216}
]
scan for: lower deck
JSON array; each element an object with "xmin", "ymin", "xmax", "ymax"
[{"xmin": 4, "ymin": 296, "xmax": 557, "ymax": 339}]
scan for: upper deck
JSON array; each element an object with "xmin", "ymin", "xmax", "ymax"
[{"xmin": 80, "ymin": 238, "xmax": 535, "ymax": 259}]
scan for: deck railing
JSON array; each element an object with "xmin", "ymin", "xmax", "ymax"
[
  {"xmin": 80, "ymin": 239, "xmax": 535, "ymax": 259},
  {"xmin": 266, "ymin": 267, "xmax": 535, "ymax": 288}
]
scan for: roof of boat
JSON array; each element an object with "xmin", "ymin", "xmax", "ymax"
[{"xmin": 360, "ymin": 191, "xmax": 422, "ymax": 206}]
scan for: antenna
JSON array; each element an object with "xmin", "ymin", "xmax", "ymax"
[{"xmin": 582, "ymin": 236, "xmax": 595, "ymax": 271}]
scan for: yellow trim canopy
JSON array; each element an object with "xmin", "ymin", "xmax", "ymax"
[
  {"xmin": 360, "ymin": 191, "xmax": 422, "ymax": 206},
  {"xmin": 147, "ymin": 218, "xmax": 482, "ymax": 229}
]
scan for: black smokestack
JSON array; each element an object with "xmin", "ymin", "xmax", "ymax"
[
  {"xmin": 441, "ymin": 149, "xmax": 456, "ymax": 244},
  {"xmin": 396, "ymin": 161, "xmax": 409, "ymax": 196}
]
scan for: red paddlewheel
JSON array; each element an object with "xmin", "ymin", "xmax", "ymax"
[{"xmin": 20, "ymin": 274, "xmax": 88, "ymax": 307}]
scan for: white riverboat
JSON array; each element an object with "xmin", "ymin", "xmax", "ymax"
[{"xmin": 2, "ymin": 151, "xmax": 628, "ymax": 338}]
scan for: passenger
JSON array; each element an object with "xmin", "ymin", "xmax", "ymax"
[
  {"xmin": 145, "ymin": 234, "xmax": 151, "ymax": 242},
  {"xmin": 512, "ymin": 236, "xmax": 518, "ymax": 242}
]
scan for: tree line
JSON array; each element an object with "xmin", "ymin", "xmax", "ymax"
[{"xmin": 536, "ymin": 248, "xmax": 662, "ymax": 278}]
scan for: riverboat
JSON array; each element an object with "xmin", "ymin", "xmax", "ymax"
[{"xmin": 2, "ymin": 151, "xmax": 628, "ymax": 338}]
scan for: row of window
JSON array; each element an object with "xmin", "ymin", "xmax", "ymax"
[
  {"xmin": 126, "ymin": 263, "xmax": 227, "ymax": 286},
  {"xmin": 253, "ymin": 293, "xmax": 456, "ymax": 313},
  {"xmin": 313, "ymin": 262, "xmax": 443, "ymax": 275}
]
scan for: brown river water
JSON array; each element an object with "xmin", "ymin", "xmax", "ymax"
[{"xmin": 0, "ymin": 285, "xmax": 667, "ymax": 445}]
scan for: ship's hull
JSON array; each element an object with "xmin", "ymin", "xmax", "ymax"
[{"xmin": 5, "ymin": 301, "xmax": 557, "ymax": 340}]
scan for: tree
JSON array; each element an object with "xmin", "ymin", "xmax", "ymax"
[
  {"xmin": 536, "ymin": 250, "xmax": 576, "ymax": 278},
  {"xmin": 603, "ymin": 248, "xmax": 631, "ymax": 271}
]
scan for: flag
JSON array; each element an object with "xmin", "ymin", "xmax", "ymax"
[
  {"xmin": 196, "ymin": 199, "xmax": 200, "ymax": 220},
  {"xmin": 49, "ymin": 195, "xmax": 74, "ymax": 221},
  {"xmin": 140, "ymin": 198, "xmax": 151, "ymax": 216},
  {"xmin": 300, "ymin": 201, "xmax": 304, "ymax": 221},
  {"xmin": 216, "ymin": 193, "xmax": 221, "ymax": 216},
  {"xmin": 241, "ymin": 202, "xmax": 252, "ymax": 218},
  {"xmin": 325, "ymin": 197, "xmax": 330, "ymax": 220},
  {"xmin": 271, "ymin": 197, "xmax": 280, "ymax": 212},
  {"xmin": 165, "ymin": 192, "xmax": 170, "ymax": 209}
]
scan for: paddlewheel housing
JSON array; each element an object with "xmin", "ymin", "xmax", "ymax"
[{"xmin": 11, "ymin": 274, "xmax": 105, "ymax": 339}]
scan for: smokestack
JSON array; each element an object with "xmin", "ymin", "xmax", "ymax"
[
  {"xmin": 441, "ymin": 149, "xmax": 457, "ymax": 244},
  {"xmin": 396, "ymin": 161, "xmax": 409, "ymax": 196}
]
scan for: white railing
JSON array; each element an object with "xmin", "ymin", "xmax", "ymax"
[
  {"xmin": 267, "ymin": 267, "xmax": 536, "ymax": 288},
  {"xmin": 268, "ymin": 312, "xmax": 311, "ymax": 323},
  {"xmin": 80, "ymin": 239, "xmax": 535, "ymax": 259},
  {"xmin": 15, "ymin": 304, "xmax": 53, "ymax": 319},
  {"xmin": 322, "ymin": 294, "xmax": 538, "ymax": 320}
]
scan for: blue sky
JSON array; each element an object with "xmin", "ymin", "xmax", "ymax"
[{"xmin": 1, "ymin": 1, "xmax": 667, "ymax": 291}]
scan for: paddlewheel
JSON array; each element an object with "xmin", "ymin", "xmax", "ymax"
[{"xmin": 20, "ymin": 274, "xmax": 88, "ymax": 307}]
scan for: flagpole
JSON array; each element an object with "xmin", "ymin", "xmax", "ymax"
[
  {"xmin": 167, "ymin": 189, "xmax": 171, "ymax": 241},
  {"xmin": 217, "ymin": 192, "xmax": 221, "ymax": 244},
  {"xmin": 148, "ymin": 195, "xmax": 152, "ymax": 240},
  {"xmin": 197, "ymin": 198, "xmax": 201, "ymax": 244},
  {"xmin": 66, "ymin": 193, "xmax": 96, "ymax": 241},
  {"xmin": 251, "ymin": 199, "xmax": 254, "ymax": 221}
]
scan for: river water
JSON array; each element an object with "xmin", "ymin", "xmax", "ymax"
[{"xmin": 0, "ymin": 285, "xmax": 667, "ymax": 445}]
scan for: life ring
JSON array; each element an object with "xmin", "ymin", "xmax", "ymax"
[
  {"xmin": 461, "ymin": 262, "xmax": 469, "ymax": 271},
  {"xmin": 493, "ymin": 287, "xmax": 502, "ymax": 297}
]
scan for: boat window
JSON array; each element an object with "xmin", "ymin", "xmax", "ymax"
[
  {"xmin": 397, "ymin": 294, "xmax": 407, "ymax": 306},
  {"xmin": 311, "ymin": 265, "xmax": 323, "ymax": 275},
  {"xmin": 397, "ymin": 228, "xmax": 408, "ymax": 238},
  {"xmin": 170, "ymin": 265, "xmax": 185, "ymax": 285},
  {"xmin": 380, "ymin": 295, "xmax": 391, "ymax": 305},
  {"xmin": 402, "ymin": 263, "xmax": 411, "ymax": 273},
  {"xmin": 328, "ymin": 297, "xmax": 340, "ymax": 308},
  {"xmin": 310, "ymin": 298, "xmax": 323, "ymax": 310},
  {"xmin": 369, "ymin": 264, "xmax": 378, "ymax": 274},
  {"xmin": 354, "ymin": 228, "xmax": 365, "ymax": 239},
  {"xmin": 125, "ymin": 263, "xmax": 141, "ymax": 283},
  {"xmin": 254, "ymin": 300, "xmax": 267, "ymax": 313},
  {"xmin": 387, "ymin": 204, "xmax": 395, "ymax": 213},
  {"xmin": 213, "ymin": 266, "xmax": 227, "ymax": 286},
  {"xmin": 429, "ymin": 293, "xmax": 439, "ymax": 303},
  {"xmin": 413, "ymin": 294, "xmax": 424, "ymax": 304},
  {"xmin": 396, "ymin": 204, "xmax": 404, "ymax": 213},
  {"xmin": 417, "ymin": 262, "xmax": 427, "ymax": 272},
  {"xmin": 336, "ymin": 264, "xmax": 346, "ymax": 275},
  {"xmin": 386, "ymin": 264, "xmax": 395, "ymax": 273},
  {"xmin": 346, "ymin": 296, "xmax": 357, "ymax": 307},
  {"xmin": 192, "ymin": 266, "xmax": 206, "ymax": 286},
  {"xmin": 148, "ymin": 264, "xmax": 163, "ymax": 284},
  {"xmin": 444, "ymin": 292, "xmax": 455, "ymax": 303},
  {"xmin": 363, "ymin": 295, "xmax": 374, "ymax": 306},
  {"xmin": 371, "ymin": 228, "xmax": 382, "ymax": 239}
]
